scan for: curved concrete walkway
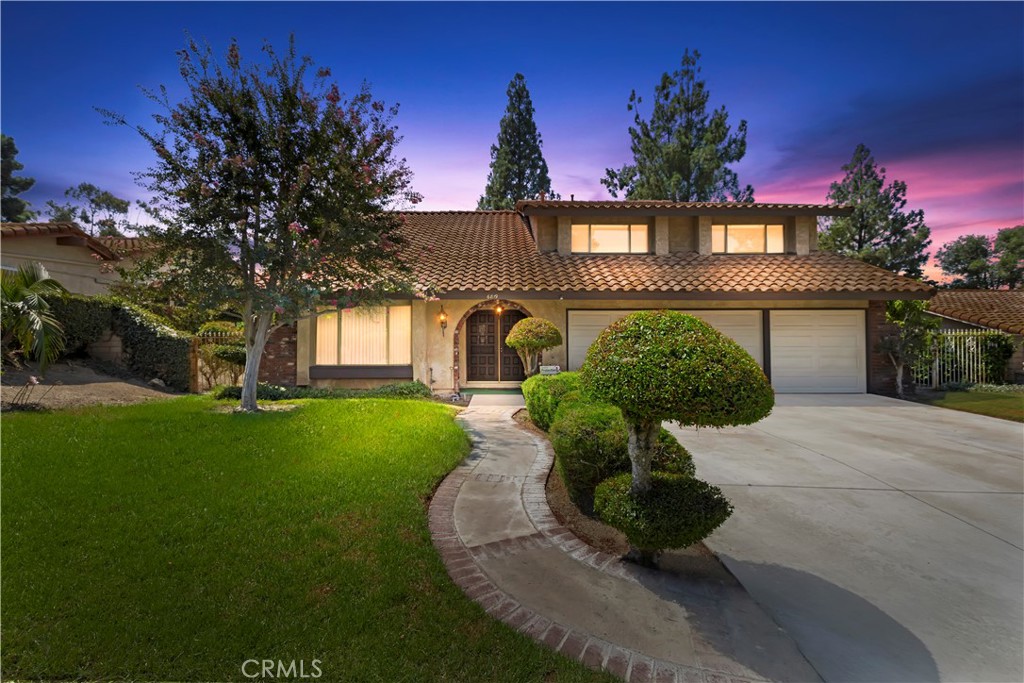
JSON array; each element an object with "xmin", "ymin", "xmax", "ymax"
[{"xmin": 429, "ymin": 397, "xmax": 820, "ymax": 683}]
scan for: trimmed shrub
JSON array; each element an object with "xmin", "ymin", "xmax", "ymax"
[
  {"xmin": 49, "ymin": 294, "xmax": 192, "ymax": 391},
  {"xmin": 505, "ymin": 317, "xmax": 562, "ymax": 377},
  {"xmin": 112, "ymin": 304, "xmax": 192, "ymax": 391},
  {"xmin": 580, "ymin": 311, "xmax": 774, "ymax": 428},
  {"xmin": 47, "ymin": 295, "xmax": 115, "ymax": 353},
  {"xmin": 211, "ymin": 380, "xmax": 432, "ymax": 401},
  {"xmin": 594, "ymin": 472, "xmax": 733, "ymax": 554},
  {"xmin": 521, "ymin": 371, "xmax": 581, "ymax": 431},
  {"xmin": 550, "ymin": 398, "xmax": 694, "ymax": 509}
]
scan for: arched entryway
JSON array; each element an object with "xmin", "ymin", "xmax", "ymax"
[{"xmin": 452, "ymin": 300, "xmax": 533, "ymax": 392}]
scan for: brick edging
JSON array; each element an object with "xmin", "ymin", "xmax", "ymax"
[{"xmin": 427, "ymin": 408, "xmax": 710, "ymax": 683}]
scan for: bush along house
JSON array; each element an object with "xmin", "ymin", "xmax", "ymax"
[{"xmin": 258, "ymin": 200, "xmax": 934, "ymax": 396}]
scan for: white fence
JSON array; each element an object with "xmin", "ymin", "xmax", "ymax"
[{"xmin": 913, "ymin": 330, "xmax": 1009, "ymax": 388}]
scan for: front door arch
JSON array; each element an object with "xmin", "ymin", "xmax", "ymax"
[{"xmin": 452, "ymin": 299, "xmax": 532, "ymax": 392}]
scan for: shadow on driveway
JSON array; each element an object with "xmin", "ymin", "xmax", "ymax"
[{"xmin": 715, "ymin": 558, "xmax": 940, "ymax": 683}]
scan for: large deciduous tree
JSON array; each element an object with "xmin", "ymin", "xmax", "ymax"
[
  {"xmin": 602, "ymin": 49, "xmax": 754, "ymax": 202},
  {"xmin": 104, "ymin": 36, "xmax": 420, "ymax": 411},
  {"xmin": 1, "ymin": 134, "xmax": 36, "ymax": 222},
  {"xmin": 936, "ymin": 225, "xmax": 1024, "ymax": 289},
  {"xmin": 46, "ymin": 183, "xmax": 132, "ymax": 236},
  {"xmin": 820, "ymin": 144, "xmax": 931, "ymax": 279},
  {"xmin": 477, "ymin": 73, "xmax": 557, "ymax": 210}
]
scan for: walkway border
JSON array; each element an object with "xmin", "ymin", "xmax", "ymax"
[{"xmin": 428, "ymin": 408, "xmax": 729, "ymax": 683}]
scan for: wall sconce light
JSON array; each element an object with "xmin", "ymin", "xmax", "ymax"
[
  {"xmin": 495, "ymin": 305, "xmax": 503, "ymax": 316},
  {"xmin": 439, "ymin": 306, "xmax": 448, "ymax": 336}
]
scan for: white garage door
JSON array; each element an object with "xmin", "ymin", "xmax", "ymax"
[
  {"xmin": 567, "ymin": 310, "xmax": 763, "ymax": 370},
  {"xmin": 770, "ymin": 310, "xmax": 866, "ymax": 393}
]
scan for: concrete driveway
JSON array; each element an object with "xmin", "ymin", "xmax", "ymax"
[{"xmin": 668, "ymin": 394, "xmax": 1023, "ymax": 683}]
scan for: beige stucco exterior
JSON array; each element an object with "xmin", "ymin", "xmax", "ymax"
[
  {"xmin": 297, "ymin": 296, "xmax": 873, "ymax": 393},
  {"xmin": 1, "ymin": 236, "xmax": 119, "ymax": 295}
]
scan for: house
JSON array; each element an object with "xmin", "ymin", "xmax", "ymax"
[
  {"xmin": 1, "ymin": 221, "xmax": 121, "ymax": 295},
  {"xmin": 926, "ymin": 289, "xmax": 1024, "ymax": 382},
  {"xmin": 256, "ymin": 200, "xmax": 934, "ymax": 396}
]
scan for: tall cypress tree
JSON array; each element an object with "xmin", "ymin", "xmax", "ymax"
[{"xmin": 477, "ymin": 74, "xmax": 557, "ymax": 210}]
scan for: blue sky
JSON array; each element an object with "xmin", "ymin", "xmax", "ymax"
[{"xmin": 2, "ymin": 1, "xmax": 1022, "ymax": 268}]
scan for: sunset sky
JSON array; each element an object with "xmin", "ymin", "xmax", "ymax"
[{"xmin": 2, "ymin": 1, "xmax": 1022, "ymax": 276}]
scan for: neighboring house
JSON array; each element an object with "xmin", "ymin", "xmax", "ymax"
[
  {"xmin": 1, "ymin": 221, "xmax": 121, "ymax": 295},
  {"xmin": 262, "ymin": 200, "xmax": 933, "ymax": 396},
  {"xmin": 926, "ymin": 289, "xmax": 1024, "ymax": 382}
]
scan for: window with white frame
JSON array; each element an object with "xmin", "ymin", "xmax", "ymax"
[
  {"xmin": 315, "ymin": 305, "xmax": 412, "ymax": 365},
  {"xmin": 571, "ymin": 224, "xmax": 650, "ymax": 253},
  {"xmin": 711, "ymin": 224, "xmax": 785, "ymax": 254}
]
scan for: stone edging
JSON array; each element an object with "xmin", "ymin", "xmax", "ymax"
[{"xmin": 427, "ymin": 408, "xmax": 715, "ymax": 683}]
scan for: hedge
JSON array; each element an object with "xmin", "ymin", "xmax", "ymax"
[
  {"xmin": 548, "ymin": 397, "xmax": 695, "ymax": 511},
  {"xmin": 49, "ymin": 294, "xmax": 193, "ymax": 391},
  {"xmin": 521, "ymin": 371, "xmax": 582, "ymax": 431},
  {"xmin": 211, "ymin": 380, "xmax": 432, "ymax": 401}
]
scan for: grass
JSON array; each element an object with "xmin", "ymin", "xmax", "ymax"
[
  {"xmin": 1, "ymin": 397, "xmax": 611, "ymax": 682},
  {"xmin": 926, "ymin": 391, "xmax": 1024, "ymax": 422}
]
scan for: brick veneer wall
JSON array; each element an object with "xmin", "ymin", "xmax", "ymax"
[
  {"xmin": 258, "ymin": 324, "xmax": 298, "ymax": 386},
  {"xmin": 867, "ymin": 300, "xmax": 906, "ymax": 396}
]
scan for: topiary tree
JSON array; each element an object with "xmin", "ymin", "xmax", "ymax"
[
  {"xmin": 580, "ymin": 310, "xmax": 774, "ymax": 496},
  {"xmin": 505, "ymin": 317, "xmax": 562, "ymax": 377}
]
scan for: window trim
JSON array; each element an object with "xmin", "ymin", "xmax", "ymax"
[
  {"xmin": 712, "ymin": 224, "xmax": 786, "ymax": 254},
  {"xmin": 570, "ymin": 222, "xmax": 651, "ymax": 254},
  {"xmin": 314, "ymin": 304, "xmax": 412, "ymax": 366}
]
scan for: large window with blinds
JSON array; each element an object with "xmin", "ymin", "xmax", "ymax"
[{"xmin": 315, "ymin": 305, "xmax": 412, "ymax": 365}]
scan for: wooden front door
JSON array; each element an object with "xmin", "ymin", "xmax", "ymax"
[{"xmin": 466, "ymin": 309, "xmax": 527, "ymax": 382}]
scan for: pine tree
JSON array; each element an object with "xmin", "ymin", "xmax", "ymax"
[
  {"xmin": 603, "ymin": 50, "xmax": 754, "ymax": 202},
  {"xmin": 820, "ymin": 144, "xmax": 931, "ymax": 279},
  {"xmin": 1, "ymin": 134, "xmax": 36, "ymax": 222},
  {"xmin": 477, "ymin": 74, "xmax": 556, "ymax": 210}
]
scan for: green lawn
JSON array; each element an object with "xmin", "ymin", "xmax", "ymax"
[
  {"xmin": 1, "ymin": 398, "xmax": 610, "ymax": 682},
  {"xmin": 927, "ymin": 391, "xmax": 1024, "ymax": 422}
]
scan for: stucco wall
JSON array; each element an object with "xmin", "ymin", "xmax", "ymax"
[
  {"xmin": 296, "ymin": 297, "xmax": 874, "ymax": 393},
  {"xmin": 1, "ymin": 237, "xmax": 119, "ymax": 295}
]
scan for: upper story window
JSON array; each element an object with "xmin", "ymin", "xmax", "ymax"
[
  {"xmin": 712, "ymin": 224, "xmax": 785, "ymax": 254},
  {"xmin": 315, "ymin": 304, "xmax": 412, "ymax": 366},
  {"xmin": 571, "ymin": 223, "xmax": 650, "ymax": 254}
]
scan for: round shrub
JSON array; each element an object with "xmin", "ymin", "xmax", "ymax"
[
  {"xmin": 594, "ymin": 472, "xmax": 733, "ymax": 553},
  {"xmin": 550, "ymin": 400, "xmax": 628, "ymax": 506},
  {"xmin": 651, "ymin": 429, "xmax": 696, "ymax": 478},
  {"xmin": 521, "ymin": 371, "xmax": 581, "ymax": 431},
  {"xmin": 580, "ymin": 310, "xmax": 774, "ymax": 428},
  {"xmin": 505, "ymin": 317, "xmax": 562, "ymax": 377}
]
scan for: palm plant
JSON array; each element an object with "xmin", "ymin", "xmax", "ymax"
[{"xmin": 1, "ymin": 262, "xmax": 67, "ymax": 370}]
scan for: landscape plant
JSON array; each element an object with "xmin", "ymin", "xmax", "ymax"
[
  {"xmin": 504, "ymin": 316, "xmax": 562, "ymax": 378},
  {"xmin": 104, "ymin": 36, "xmax": 421, "ymax": 411},
  {"xmin": 878, "ymin": 299, "xmax": 940, "ymax": 399},
  {"xmin": 1, "ymin": 263, "xmax": 67, "ymax": 371},
  {"xmin": 520, "ymin": 371, "xmax": 580, "ymax": 430},
  {"xmin": 579, "ymin": 310, "xmax": 774, "ymax": 563}
]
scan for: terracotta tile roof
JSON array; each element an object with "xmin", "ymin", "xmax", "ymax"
[
  {"xmin": 515, "ymin": 199, "xmax": 853, "ymax": 217},
  {"xmin": 1, "ymin": 221, "xmax": 119, "ymax": 260},
  {"xmin": 400, "ymin": 211, "xmax": 932, "ymax": 297},
  {"xmin": 95, "ymin": 235, "xmax": 153, "ymax": 258},
  {"xmin": 928, "ymin": 290, "xmax": 1024, "ymax": 334}
]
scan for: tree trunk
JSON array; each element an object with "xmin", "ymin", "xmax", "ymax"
[
  {"xmin": 895, "ymin": 361, "xmax": 905, "ymax": 399},
  {"xmin": 239, "ymin": 312, "xmax": 272, "ymax": 412},
  {"xmin": 626, "ymin": 419, "xmax": 660, "ymax": 496}
]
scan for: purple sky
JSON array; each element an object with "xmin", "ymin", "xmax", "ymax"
[{"xmin": 3, "ymin": 2, "xmax": 1022, "ymax": 278}]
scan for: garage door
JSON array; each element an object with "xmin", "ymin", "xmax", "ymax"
[
  {"xmin": 567, "ymin": 310, "xmax": 763, "ymax": 370},
  {"xmin": 770, "ymin": 310, "xmax": 865, "ymax": 393}
]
